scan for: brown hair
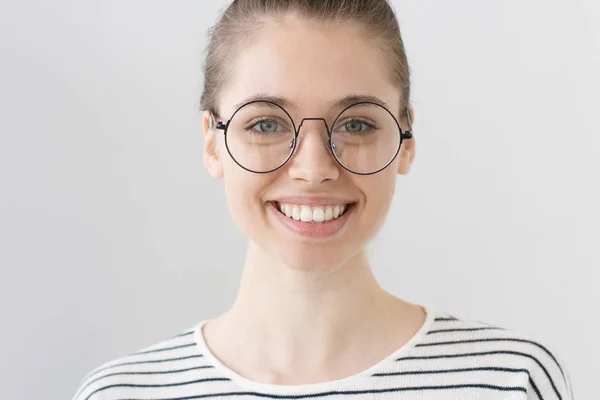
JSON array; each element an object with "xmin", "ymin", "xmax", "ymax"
[{"xmin": 199, "ymin": 0, "xmax": 411, "ymax": 123}]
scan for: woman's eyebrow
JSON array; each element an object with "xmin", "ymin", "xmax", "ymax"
[
  {"xmin": 232, "ymin": 93, "xmax": 391, "ymax": 112},
  {"xmin": 330, "ymin": 94, "xmax": 390, "ymax": 110},
  {"xmin": 233, "ymin": 94, "xmax": 296, "ymax": 111}
]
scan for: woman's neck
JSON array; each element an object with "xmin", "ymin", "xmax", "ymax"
[{"xmin": 201, "ymin": 241, "xmax": 423, "ymax": 383}]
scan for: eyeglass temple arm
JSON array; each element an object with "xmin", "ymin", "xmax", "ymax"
[
  {"xmin": 402, "ymin": 108, "xmax": 414, "ymax": 140},
  {"xmin": 209, "ymin": 112, "xmax": 226, "ymax": 131}
]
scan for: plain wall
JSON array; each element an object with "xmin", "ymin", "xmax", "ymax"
[{"xmin": 0, "ymin": 0, "xmax": 598, "ymax": 398}]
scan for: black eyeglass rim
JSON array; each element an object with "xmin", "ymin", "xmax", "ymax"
[{"xmin": 213, "ymin": 100, "xmax": 413, "ymax": 175}]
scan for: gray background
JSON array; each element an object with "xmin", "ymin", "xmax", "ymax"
[{"xmin": 0, "ymin": 0, "xmax": 598, "ymax": 398}]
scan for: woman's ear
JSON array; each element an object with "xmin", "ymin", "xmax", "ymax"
[
  {"xmin": 397, "ymin": 105, "xmax": 416, "ymax": 175},
  {"xmin": 203, "ymin": 110, "xmax": 224, "ymax": 179}
]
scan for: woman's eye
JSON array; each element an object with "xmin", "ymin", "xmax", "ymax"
[
  {"xmin": 259, "ymin": 120, "xmax": 278, "ymax": 132},
  {"xmin": 249, "ymin": 119, "xmax": 280, "ymax": 133},
  {"xmin": 345, "ymin": 120, "xmax": 365, "ymax": 132},
  {"xmin": 339, "ymin": 119, "xmax": 376, "ymax": 134}
]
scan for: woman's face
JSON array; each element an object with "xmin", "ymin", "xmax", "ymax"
[{"xmin": 203, "ymin": 14, "xmax": 415, "ymax": 272}]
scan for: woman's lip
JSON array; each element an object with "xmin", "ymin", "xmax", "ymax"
[
  {"xmin": 269, "ymin": 196, "xmax": 356, "ymax": 206},
  {"xmin": 271, "ymin": 200, "xmax": 355, "ymax": 208}
]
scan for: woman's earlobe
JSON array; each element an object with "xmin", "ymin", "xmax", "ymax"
[
  {"xmin": 203, "ymin": 110, "xmax": 224, "ymax": 179},
  {"xmin": 397, "ymin": 137, "xmax": 416, "ymax": 175}
]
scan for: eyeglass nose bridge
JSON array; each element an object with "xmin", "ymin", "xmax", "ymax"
[
  {"xmin": 291, "ymin": 117, "xmax": 335, "ymax": 154},
  {"xmin": 296, "ymin": 117, "xmax": 331, "ymax": 136}
]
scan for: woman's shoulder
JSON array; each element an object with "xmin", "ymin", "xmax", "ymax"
[
  {"xmin": 70, "ymin": 324, "xmax": 202, "ymax": 400},
  {"xmin": 425, "ymin": 307, "xmax": 570, "ymax": 361},
  {"xmin": 422, "ymin": 306, "xmax": 574, "ymax": 398}
]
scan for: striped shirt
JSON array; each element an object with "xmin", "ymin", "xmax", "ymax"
[{"xmin": 71, "ymin": 305, "xmax": 574, "ymax": 399}]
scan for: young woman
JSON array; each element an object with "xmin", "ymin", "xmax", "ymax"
[{"xmin": 73, "ymin": 1, "xmax": 574, "ymax": 399}]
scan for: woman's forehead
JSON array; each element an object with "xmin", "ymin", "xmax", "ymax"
[{"xmin": 220, "ymin": 18, "xmax": 398, "ymax": 116}]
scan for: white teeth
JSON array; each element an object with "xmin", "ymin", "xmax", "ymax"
[
  {"xmin": 275, "ymin": 202, "xmax": 351, "ymax": 223},
  {"xmin": 292, "ymin": 206, "xmax": 301, "ymax": 221},
  {"xmin": 300, "ymin": 206, "xmax": 312, "ymax": 222},
  {"xmin": 325, "ymin": 207, "xmax": 333, "ymax": 221},
  {"xmin": 333, "ymin": 206, "xmax": 340, "ymax": 219},
  {"xmin": 312, "ymin": 207, "xmax": 325, "ymax": 222}
]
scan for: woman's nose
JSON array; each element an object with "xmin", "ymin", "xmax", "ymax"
[{"xmin": 286, "ymin": 120, "xmax": 340, "ymax": 184}]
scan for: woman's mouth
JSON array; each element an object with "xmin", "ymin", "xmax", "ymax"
[
  {"xmin": 267, "ymin": 201, "xmax": 355, "ymax": 238},
  {"xmin": 273, "ymin": 202, "xmax": 353, "ymax": 224}
]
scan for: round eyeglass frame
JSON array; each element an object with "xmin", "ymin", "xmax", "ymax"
[{"xmin": 212, "ymin": 100, "xmax": 413, "ymax": 176}]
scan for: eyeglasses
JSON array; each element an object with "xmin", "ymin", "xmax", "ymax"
[{"xmin": 211, "ymin": 100, "xmax": 413, "ymax": 175}]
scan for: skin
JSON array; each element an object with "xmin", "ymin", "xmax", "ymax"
[{"xmin": 201, "ymin": 13, "xmax": 425, "ymax": 384}]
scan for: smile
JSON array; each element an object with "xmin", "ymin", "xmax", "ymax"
[{"xmin": 274, "ymin": 202, "xmax": 353, "ymax": 224}]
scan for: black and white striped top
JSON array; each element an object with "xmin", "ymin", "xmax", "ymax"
[{"xmin": 72, "ymin": 305, "xmax": 574, "ymax": 399}]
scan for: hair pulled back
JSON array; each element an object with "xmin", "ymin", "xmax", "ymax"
[{"xmin": 199, "ymin": 0, "xmax": 411, "ymax": 122}]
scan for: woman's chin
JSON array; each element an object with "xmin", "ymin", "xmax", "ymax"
[{"xmin": 272, "ymin": 244, "xmax": 361, "ymax": 272}]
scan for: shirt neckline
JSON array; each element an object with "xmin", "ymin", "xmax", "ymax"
[{"xmin": 193, "ymin": 304, "xmax": 437, "ymax": 394}]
